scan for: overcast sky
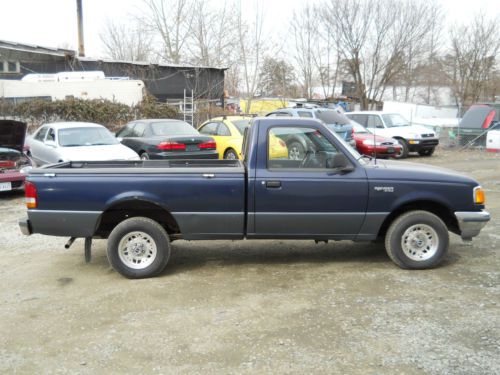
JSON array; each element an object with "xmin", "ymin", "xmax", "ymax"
[{"xmin": 0, "ymin": 0, "xmax": 499, "ymax": 58}]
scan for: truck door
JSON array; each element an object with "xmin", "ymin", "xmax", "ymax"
[{"xmin": 251, "ymin": 124, "xmax": 369, "ymax": 238}]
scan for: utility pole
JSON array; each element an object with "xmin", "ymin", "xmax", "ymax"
[{"xmin": 76, "ymin": 0, "xmax": 85, "ymax": 56}]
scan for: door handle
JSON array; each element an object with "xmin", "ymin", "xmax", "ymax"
[{"xmin": 265, "ymin": 181, "xmax": 281, "ymax": 188}]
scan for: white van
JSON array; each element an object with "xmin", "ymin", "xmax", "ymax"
[{"xmin": 345, "ymin": 111, "xmax": 439, "ymax": 158}]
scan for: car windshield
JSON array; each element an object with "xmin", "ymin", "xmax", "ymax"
[
  {"xmin": 58, "ymin": 127, "xmax": 119, "ymax": 147},
  {"xmin": 232, "ymin": 120, "xmax": 251, "ymax": 135},
  {"xmin": 150, "ymin": 121, "xmax": 199, "ymax": 136},
  {"xmin": 315, "ymin": 109, "xmax": 350, "ymax": 125},
  {"xmin": 382, "ymin": 114, "xmax": 410, "ymax": 127}
]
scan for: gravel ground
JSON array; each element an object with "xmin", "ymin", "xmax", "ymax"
[{"xmin": 0, "ymin": 148, "xmax": 499, "ymax": 374}]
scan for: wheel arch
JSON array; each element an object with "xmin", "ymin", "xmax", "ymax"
[
  {"xmin": 224, "ymin": 147, "xmax": 238, "ymax": 159},
  {"xmin": 377, "ymin": 199, "xmax": 459, "ymax": 239},
  {"xmin": 95, "ymin": 198, "xmax": 181, "ymax": 239}
]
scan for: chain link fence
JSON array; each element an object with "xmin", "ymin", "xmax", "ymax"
[{"xmin": 435, "ymin": 127, "xmax": 493, "ymax": 149}]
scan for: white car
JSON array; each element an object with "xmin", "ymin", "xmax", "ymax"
[
  {"xmin": 345, "ymin": 111, "xmax": 439, "ymax": 158},
  {"xmin": 27, "ymin": 122, "xmax": 139, "ymax": 165}
]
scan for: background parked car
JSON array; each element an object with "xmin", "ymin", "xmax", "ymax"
[
  {"xmin": 198, "ymin": 115, "xmax": 288, "ymax": 160},
  {"xmin": 27, "ymin": 122, "xmax": 139, "ymax": 165},
  {"xmin": 265, "ymin": 107, "xmax": 354, "ymax": 145},
  {"xmin": 330, "ymin": 122, "xmax": 401, "ymax": 158},
  {"xmin": 116, "ymin": 119, "xmax": 218, "ymax": 160},
  {"xmin": 458, "ymin": 104, "xmax": 500, "ymax": 146},
  {"xmin": 345, "ymin": 111, "xmax": 438, "ymax": 158},
  {"xmin": 0, "ymin": 120, "xmax": 33, "ymax": 192}
]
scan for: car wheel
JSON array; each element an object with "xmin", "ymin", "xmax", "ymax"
[
  {"xmin": 394, "ymin": 139, "xmax": 409, "ymax": 159},
  {"xmin": 224, "ymin": 149, "xmax": 238, "ymax": 160},
  {"xmin": 418, "ymin": 148, "xmax": 435, "ymax": 156},
  {"xmin": 288, "ymin": 141, "xmax": 306, "ymax": 160},
  {"xmin": 140, "ymin": 152, "xmax": 150, "ymax": 160},
  {"xmin": 107, "ymin": 217, "xmax": 170, "ymax": 278},
  {"xmin": 385, "ymin": 210, "xmax": 449, "ymax": 269}
]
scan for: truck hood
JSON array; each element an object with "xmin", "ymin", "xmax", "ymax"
[
  {"xmin": 365, "ymin": 159, "xmax": 476, "ymax": 185},
  {"xmin": 0, "ymin": 120, "xmax": 27, "ymax": 152}
]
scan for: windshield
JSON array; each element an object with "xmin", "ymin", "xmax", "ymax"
[
  {"xmin": 150, "ymin": 121, "xmax": 199, "ymax": 136},
  {"xmin": 58, "ymin": 127, "xmax": 119, "ymax": 146},
  {"xmin": 382, "ymin": 114, "xmax": 410, "ymax": 127},
  {"xmin": 232, "ymin": 119, "xmax": 251, "ymax": 135},
  {"xmin": 314, "ymin": 109, "xmax": 350, "ymax": 125}
]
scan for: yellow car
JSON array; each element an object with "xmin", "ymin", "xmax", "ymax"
[{"xmin": 198, "ymin": 116, "xmax": 288, "ymax": 160}]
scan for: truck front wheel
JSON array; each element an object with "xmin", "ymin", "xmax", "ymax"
[
  {"xmin": 107, "ymin": 217, "xmax": 170, "ymax": 278},
  {"xmin": 385, "ymin": 210, "xmax": 449, "ymax": 269}
]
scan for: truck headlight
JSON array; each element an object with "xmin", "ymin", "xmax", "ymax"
[{"xmin": 474, "ymin": 186, "xmax": 485, "ymax": 204}]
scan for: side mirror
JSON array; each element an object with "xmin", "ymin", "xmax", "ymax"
[
  {"xmin": 45, "ymin": 140, "xmax": 56, "ymax": 148},
  {"xmin": 327, "ymin": 153, "xmax": 354, "ymax": 173}
]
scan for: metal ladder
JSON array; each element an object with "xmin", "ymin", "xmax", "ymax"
[{"xmin": 183, "ymin": 89, "xmax": 194, "ymax": 126}]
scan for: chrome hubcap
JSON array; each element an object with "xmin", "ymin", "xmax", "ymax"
[
  {"xmin": 225, "ymin": 152, "xmax": 237, "ymax": 160},
  {"xmin": 118, "ymin": 231, "xmax": 157, "ymax": 269},
  {"xmin": 401, "ymin": 224, "xmax": 439, "ymax": 261}
]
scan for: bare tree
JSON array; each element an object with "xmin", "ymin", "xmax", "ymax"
[
  {"xmin": 236, "ymin": 1, "xmax": 269, "ymax": 113},
  {"xmin": 314, "ymin": 10, "xmax": 341, "ymax": 100},
  {"xmin": 138, "ymin": 0, "xmax": 195, "ymax": 64},
  {"xmin": 291, "ymin": 4, "xmax": 317, "ymax": 99},
  {"xmin": 99, "ymin": 19, "xmax": 154, "ymax": 61},
  {"xmin": 445, "ymin": 13, "xmax": 500, "ymax": 111},
  {"xmin": 325, "ymin": 0, "xmax": 439, "ymax": 109},
  {"xmin": 188, "ymin": 0, "xmax": 239, "ymax": 67}
]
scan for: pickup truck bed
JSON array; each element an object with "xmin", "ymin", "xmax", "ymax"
[{"xmin": 27, "ymin": 159, "xmax": 246, "ymax": 240}]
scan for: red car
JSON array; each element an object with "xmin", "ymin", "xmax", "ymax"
[
  {"xmin": 0, "ymin": 120, "xmax": 33, "ymax": 192},
  {"xmin": 351, "ymin": 122, "xmax": 402, "ymax": 158}
]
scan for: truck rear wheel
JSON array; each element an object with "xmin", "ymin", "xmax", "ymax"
[
  {"xmin": 107, "ymin": 217, "xmax": 170, "ymax": 278},
  {"xmin": 385, "ymin": 210, "xmax": 449, "ymax": 269}
]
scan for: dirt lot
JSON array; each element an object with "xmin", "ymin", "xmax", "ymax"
[{"xmin": 0, "ymin": 149, "xmax": 499, "ymax": 374}]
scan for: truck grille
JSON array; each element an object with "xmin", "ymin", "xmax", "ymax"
[{"xmin": 421, "ymin": 133, "xmax": 435, "ymax": 138}]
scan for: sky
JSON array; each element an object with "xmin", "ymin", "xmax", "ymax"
[{"xmin": 0, "ymin": 0, "xmax": 499, "ymax": 59}]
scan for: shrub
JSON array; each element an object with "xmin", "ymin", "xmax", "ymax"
[{"xmin": 0, "ymin": 97, "xmax": 179, "ymax": 132}]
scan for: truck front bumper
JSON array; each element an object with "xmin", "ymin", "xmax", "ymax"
[
  {"xmin": 455, "ymin": 210, "xmax": 490, "ymax": 240},
  {"xmin": 19, "ymin": 217, "xmax": 32, "ymax": 236}
]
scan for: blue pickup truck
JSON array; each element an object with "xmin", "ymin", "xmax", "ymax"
[{"xmin": 19, "ymin": 118, "xmax": 490, "ymax": 278}]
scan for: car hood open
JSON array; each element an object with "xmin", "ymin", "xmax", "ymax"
[{"xmin": 0, "ymin": 120, "xmax": 27, "ymax": 152}]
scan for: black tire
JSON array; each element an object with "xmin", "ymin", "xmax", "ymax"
[
  {"xmin": 107, "ymin": 217, "xmax": 170, "ymax": 278},
  {"xmin": 418, "ymin": 148, "xmax": 435, "ymax": 156},
  {"xmin": 140, "ymin": 152, "xmax": 150, "ymax": 160},
  {"xmin": 394, "ymin": 139, "xmax": 409, "ymax": 159},
  {"xmin": 385, "ymin": 210, "xmax": 449, "ymax": 269},
  {"xmin": 224, "ymin": 149, "xmax": 238, "ymax": 160},
  {"xmin": 288, "ymin": 141, "xmax": 306, "ymax": 160}
]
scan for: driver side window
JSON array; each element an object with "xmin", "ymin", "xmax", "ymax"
[{"xmin": 267, "ymin": 127, "xmax": 340, "ymax": 170}]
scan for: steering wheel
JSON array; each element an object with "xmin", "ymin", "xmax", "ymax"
[{"xmin": 300, "ymin": 150, "xmax": 317, "ymax": 168}]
